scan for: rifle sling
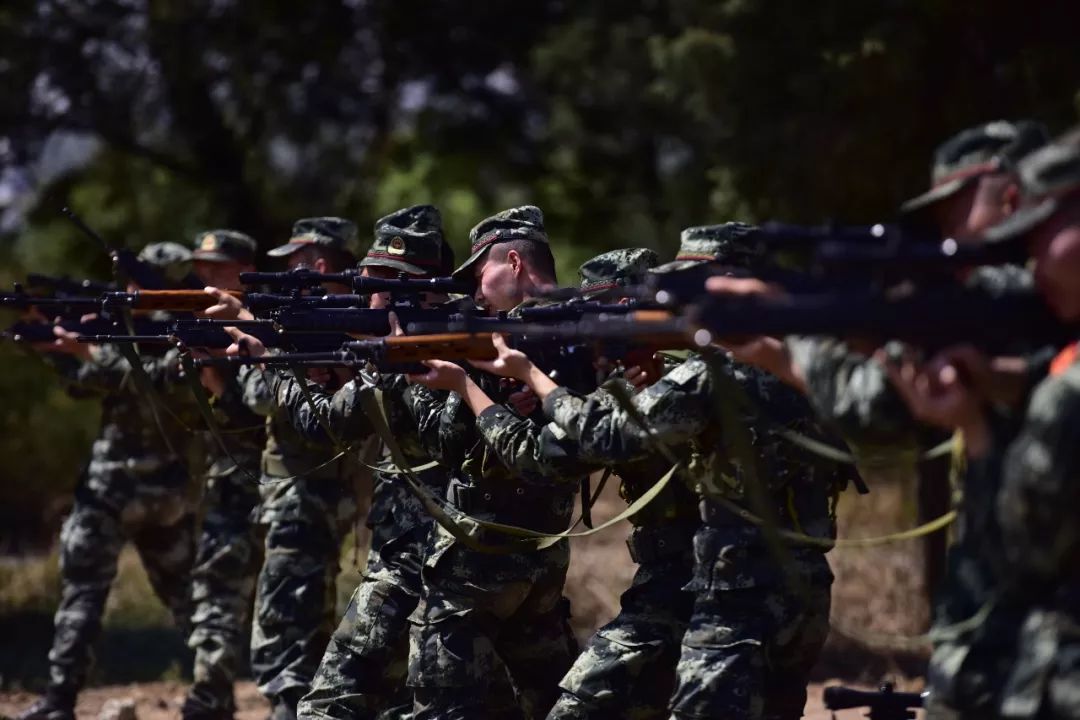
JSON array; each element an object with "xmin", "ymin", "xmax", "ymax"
[{"xmin": 355, "ymin": 381, "xmax": 677, "ymax": 553}]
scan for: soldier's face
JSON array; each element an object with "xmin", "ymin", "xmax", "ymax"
[
  {"xmin": 194, "ymin": 260, "xmax": 252, "ymax": 291},
  {"xmin": 473, "ymin": 250, "xmax": 524, "ymax": 313},
  {"xmin": 1030, "ymin": 206, "xmax": 1080, "ymax": 322},
  {"xmin": 933, "ymin": 174, "xmax": 1016, "ymax": 243}
]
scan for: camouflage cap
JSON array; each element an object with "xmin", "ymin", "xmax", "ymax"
[
  {"xmin": 984, "ymin": 126, "xmax": 1080, "ymax": 245},
  {"xmin": 651, "ymin": 223, "xmax": 760, "ymax": 274},
  {"xmin": 137, "ymin": 242, "xmax": 194, "ymax": 286},
  {"xmin": 451, "ymin": 205, "xmax": 548, "ymax": 283},
  {"xmin": 900, "ymin": 120, "xmax": 1049, "ymax": 217},
  {"xmin": 360, "ymin": 205, "xmax": 445, "ymax": 276},
  {"xmin": 267, "ymin": 217, "xmax": 359, "ymax": 258},
  {"xmin": 192, "ymin": 229, "xmax": 257, "ymax": 265},
  {"xmin": 578, "ymin": 248, "xmax": 659, "ymax": 299}
]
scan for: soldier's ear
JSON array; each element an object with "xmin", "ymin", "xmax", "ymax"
[
  {"xmin": 314, "ymin": 257, "xmax": 330, "ymax": 274},
  {"xmin": 506, "ymin": 249, "xmax": 523, "ymax": 276}
]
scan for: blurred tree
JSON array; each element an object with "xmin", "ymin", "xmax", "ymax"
[{"xmin": 0, "ymin": 0, "xmax": 1077, "ymax": 543}]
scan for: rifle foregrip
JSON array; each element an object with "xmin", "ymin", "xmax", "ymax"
[
  {"xmin": 383, "ymin": 333, "xmax": 498, "ymax": 363},
  {"xmin": 132, "ymin": 290, "xmax": 243, "ymax": 312}
]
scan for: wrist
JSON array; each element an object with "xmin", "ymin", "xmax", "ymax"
[{"xmin": 960, "ymin": 413, "xmax": 992, "ymax": 459}]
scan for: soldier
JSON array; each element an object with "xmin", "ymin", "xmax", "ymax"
[
  {"xmin": 418, "ymin": 247, "xmax": 701, "ymax": 719},
  {"xmin": 17, "ymin": 243, "xmax": 201, "ymax": 720},
  {"xmin": 470, "ymin": 224, "xmax": 850, "ymax": 719},
  {"xmin": 181, "ymin": 231, "xmax": 266, "ymax": 720},
  {"xmin": 888, "ymin": 128, "xmax": 1080, "ymax": 719},
  {"xmin": 233, "ymin": 218, "xmax": 362, "ymax": 720},
  {"xmin": 403, "ymin": 206, "xmax": 581, "ymax": 720}
]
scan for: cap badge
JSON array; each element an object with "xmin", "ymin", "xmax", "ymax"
[
  {"xmin": 387, "ymin": 236, "xmax": 406, "ymax": 255},
  {"xmin": 200, "ymin": 234, "xmax": 218, "ymax": 251}
]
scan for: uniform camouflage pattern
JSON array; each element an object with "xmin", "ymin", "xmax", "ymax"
[
  {"xmin": 264, "ymin": 370, "xmax": 446, "ymax": 720},
  {"xmin": 403, "ymin": 357, "xmax": 580, "ymax": 719},
  {"xmin": 360, "ymin": 204, "xmax": 447, "ymax": 276},
  {"xmin": 577, "ymin": 248, "xmax": 658, "ymax": 299},
  {"xmin": 651, "ymin": 222, "xmax": 760, "ymax": 274},
  {"xmin": 453, "ymin": 205, "xmax": 549, "ymax": 283},
  {"xmin": 183, "ymin": 368, "xmax": 266, "ymax": 719},
  {"xmin": 901, "ymin": 119, "xmax": 1049, "ymax": 216},
  {"xmin": 543, "ymin": 352, "xmax": 842, "ymax": 718},
  {"xmin": 925, "ymin": 355, "xmax": 1080, "ymax": 719},
  {"xmin": 192, "ymin": 229, "xmax": 258, "ymax": 265},
  {"xmin": 268, "ymin": 217, "xmax": 360, "ymax": 258},
  {"xmin": 42, "ymin": 345, "xmax": 199, "ymax": 704},
  {"xmin": 137, "ymin": 242, "xmax": 195, "ymax": 285},
  {"xmin": 236, "ymin": 365, "xmax": 360, "ymax": 713}
]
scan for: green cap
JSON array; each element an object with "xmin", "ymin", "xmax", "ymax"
[
  {"xmin": 984, "ymin": 126, "xmax": 1080, "ymax": 245},
  {"xmin": 900, "ymin": 120, "xmax": 1049, "ymax": 217},
  {"xmin": 578, "ymin": 248, "xmax": 659, "ymax": 299},
  {"xmin": 267, "ymin": 217, "xmax": 359, "ymax": 258},
  {"xmin": 137, "ymin": 242, "xmax": 194, "ymax": 286},
  {"xmin": 192, "ymin": 229, "xmax": 257, "ymax": 265},
  {"xmin": 651, "ymin": 223, "xmax": 760, "ymax": 274},
  {"xmin": 360, "ymin": 205, "xmax": 446, "ymax": 276},
  {"xmin": 451, "ymin": 205, "xmax": 548, "ymax": 284}
]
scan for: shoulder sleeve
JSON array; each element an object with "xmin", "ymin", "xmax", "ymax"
[
  {"xmin": 74, "ymin": 344, "xmax": 183, "ymax": 393},
  {"xmin": 786, "ymin": 336, "xmax": 923, "ymax": 448},
  {"xmin": 542, "ymin": 357, "xmax": 711, "ymax": 464},
  {"xmin": 998, "ymin": 366, "xmax": 1080, "ymax": 591},
  {"xmin": 476, "ymin": 404, "xmax": 597, "ymax": 486},
  {"xmin": 403, "ymin": 382, "xmax": 473, "ymax": 469},
  {"xmin": 237, "ymin": 364, "xmax": 276, "ymax": 416}
]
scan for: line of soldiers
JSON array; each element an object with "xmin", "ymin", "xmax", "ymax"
[{"xmin": 12, "ymin": 116, "xmax": 1080, "ymax": 720}]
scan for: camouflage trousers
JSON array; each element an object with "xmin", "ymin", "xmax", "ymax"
[
  {"xmin": 184, "ymin": 463, "xmax": 262, "ymax": 719},
  {"xmin": 547, "ymin": 524, "xmax": 696, "ymax": 720},
  {"xmin": 668, "ymin": 526, "xmax": 833, "ymax": 720},
  {"xmin": 408, "ymin": 534, "xmax": 579, "ymax": 720},
  {"xmin": 251, "ymin": 473, "xmax": 357, "ymax": 710},
  {"xmin": 48, "ymin": 460, "xmax": 195, "ymax": 698},
  {"xmin": 297, "ymin": 478, "xmax": 427, "ymax": 720}
]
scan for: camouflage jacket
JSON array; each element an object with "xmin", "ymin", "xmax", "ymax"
[
  {"xmin": 235, "ymin": 364, "xmax": 344, "ymax": 481},
  {"xmin": 202, "ymin": 366, "xmax": 266, "ymax": 477},
  {"xmin": 543, "ymin": 352, "xmax": 844, "ymax": 549},
  {"xmin": 476, "ymin": 373, "xmax": 698, "ymax": 527}
]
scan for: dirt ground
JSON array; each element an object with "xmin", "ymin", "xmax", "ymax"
[
  {"xmin": 0, "ymin": 469, "xmax": 935, "ymax": 718},
  {"xmin": 0, "ymin": 680, "xmax": 926, "ymax": 719}
]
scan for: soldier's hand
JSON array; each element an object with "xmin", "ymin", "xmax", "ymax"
[
  {"xmin": 508, "ymin": 387, "xmax": 539, "ymax": 415},
  {"xmin": 882, "ymin": 348, "xmax": 991, "ymax": 457},
  {"xmin": 223, "ymin": 327, "xmax": 266, "ymax": 359},
  {"xmin": 705, "ymin": 275, "xmax": 786, "ymax": 298},
  {"xmin": 623, "ymin": 364, "xmax": 655, "ymax": 393},
  {"xmin": 41, "ymin": 325, "xmax": 92, "ymax": 360},
  {"xmin": 203, "ymin": 286, "xmax": 253, "ymax": 321},
  {"xmin": 407, "ymin": 359, "xmax": 468, "ymax": 393},
  {"xmin": 469, "ymin": 333, "xmax": 534, "ymax": 381}
]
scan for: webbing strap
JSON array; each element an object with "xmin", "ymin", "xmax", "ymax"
[
  {"xmin": 180, "ymin": 350, "xmax": 262, "ymax": 485},
  {"xmin": 775, "ymin": 427, "xmax": 953, "ymax": 464},
  {"xmin": 355, "ymin": 381, "xmax": 679, "ymax": 553}
]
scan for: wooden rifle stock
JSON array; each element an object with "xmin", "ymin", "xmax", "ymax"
[
  {"xmin": 128, "ymin": 289, "xmax": 244, "ymax": 312},
  {"xmin": 379, "ymin": 333, "xmax": 499, "ymax": 363}
]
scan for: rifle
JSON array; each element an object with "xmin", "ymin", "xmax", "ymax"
[
  {"xmin": 75, "ymin": 318, "xmax": 351, "ymax": 352},
  {"xmin": 62, "ymin": 207, "xmax": 204, "ymax": 290},
  {"xmin": 24, "ymin": 273, "xmax": 115, "ymax": 296},
  {"xmin": 100, "ymin": 289, "xmax": 244, "ymax": 313},
  {"xmin": 822, "ymin": 683, "xmax": 924, "ymax": 720},
  {"xmin": 1, "ymin": 287, "xmax": 103, "ymax": 315},
  {"xmin": 3, "ymin": 317, "xmax": 166, "ymax": 344},
  {"xmin": 240, "ymin": 269, "xmax": 471, "ymax": 299}
]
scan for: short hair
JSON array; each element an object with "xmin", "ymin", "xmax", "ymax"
[
  {"xmin": 489, "ymin": 239, "xmax": 558, "ymax": 283},
  {"xmin": 296, "ymin": 245, "xmax": 355, "ymax": 272}
]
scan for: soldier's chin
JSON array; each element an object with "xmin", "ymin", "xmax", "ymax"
[{"xmin": 1045, "ymin": 290, "xmax": 1080, "ymax": 324}]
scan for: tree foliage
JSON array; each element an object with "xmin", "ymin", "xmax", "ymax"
[{"xmin": 0, "ymin": 0, "xmax": 1077, "ymax": 539}]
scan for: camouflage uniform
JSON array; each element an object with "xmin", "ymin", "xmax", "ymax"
[
  {"xmin": 923, "ymin": 127, "xmax": 1080, "ymax": 719},
  {"xmin": 24, "ymin": 244, "xmax": 201, "ymax": 719},
  {"xmin": 544, "ymin": 226, "xmax": 847, "ymax": 720},
  {"xmin": 406, "ymin": 207, "xmax": 581, "ymax": 720},
  {"xmin": 183, "ymin": 231, "xmax": 266, "ymax": 720},
  {"xmin": 285, "ymin": 206, "xmax": 469, "ymax": 720},
  {"xmin": 246, "ymin": 218, "xmax": 364, "ymax": 717},
  {"xmin": 495, "ymin": 248, "xmax": 699, "ymax": 720}
]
